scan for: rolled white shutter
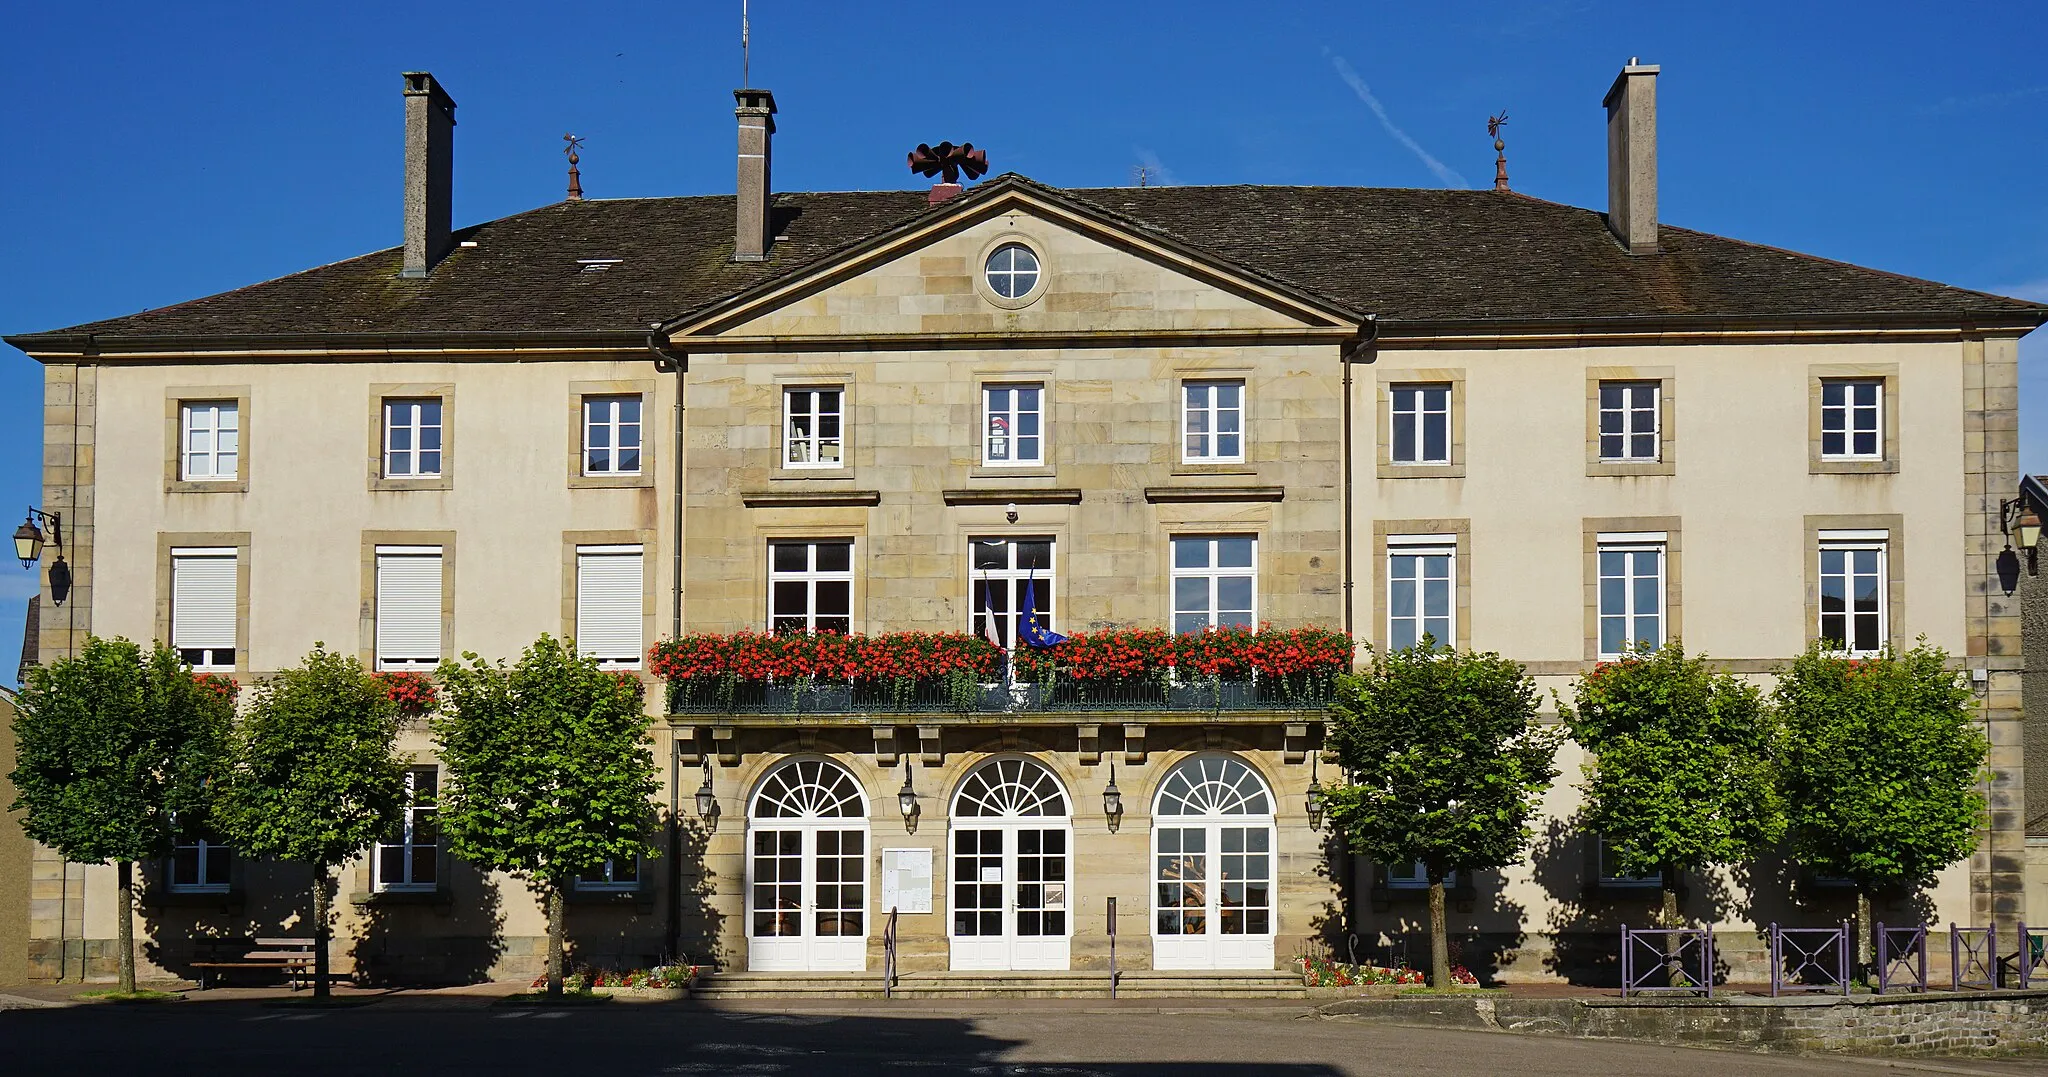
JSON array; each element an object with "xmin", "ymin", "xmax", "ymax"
[
  {"xmin": 171, "ymin": 550, "xmax": 237, "ymax": 651},
  {"xmin": 376, "ymin": 548, "xmax": 443, "ymax": 667},
  {"xmin": 576, "ymin": 547, "xmax": 643, "ymax": 665}
]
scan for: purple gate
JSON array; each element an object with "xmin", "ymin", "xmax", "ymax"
[
  {"xmin": 1951, "ymin": 923, "xmax": 1997, "ymax": 990},
  {"xmin": 1875, "ymin": 922, "xmax": 1928, "ymax": 994},
  {"xmin": 1619, "ymin": 925, "xmax": 1715, "ymax": 997},
  {"xmin": 1768, "ymin": 921, "xmax": 1850, "ymax": 997},
  {"xmin": 2019, "ymin": 923, "xmax": 2047, "ymax": 989}
]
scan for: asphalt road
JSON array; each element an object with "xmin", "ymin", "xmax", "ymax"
[{"xmin": 1, "ymin": 997, "xmax": 2041, "ymax": 1076}]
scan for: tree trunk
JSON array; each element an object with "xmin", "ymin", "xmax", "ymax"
[
  {"xmin": 1855, "ymin": 889, "xmax": 1873, "ymax": 985},
  {"xmin": 546, "ymin": 887, "xmax": 565, "ymax": 999},
  {"xmin": 1662, "ymin": 876, "xmax": 1683, "ymax": 987},
  {"xmin": 116, "ymin": 861, "xmax": 136, "ymax": 995},
  {"xmin": 1427, "ymin": 879, "xmax": 1450, "ymax": 989},
  {"xmin": 312, "ymin": 864, "xmax": 331, "ymax": 999}
]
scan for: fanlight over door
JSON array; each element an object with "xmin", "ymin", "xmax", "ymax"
[{"xmin": 748, "ymin": 758, "xmax": 870, "ymax": 972}]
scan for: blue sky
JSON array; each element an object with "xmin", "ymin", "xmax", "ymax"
[{"xmin": 2, "ymin": 1, "xmax": 2043, "ymax": 680}]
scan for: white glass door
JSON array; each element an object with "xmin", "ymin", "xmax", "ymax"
[
  {"xmin": 948, "ymin": 758, "xmax": 1073, "ymax": 971},
  {"xmin": 1151, "ymin": 756, "xmax": 1277, "ymax": 970},
  {"xmin": 747, "ymin": 760, "xmax": 870, "ymax": 972}
]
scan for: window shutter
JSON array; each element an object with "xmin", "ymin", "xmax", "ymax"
[
  {"xmin": 171, "ymin": 550, "xmax": 237, "ymax": 650},
  {"xmin": 576, "ymin": 547, "xmax": 643, "ymax": 665},
  {"xmin": 376, "ymin": 547, "xmax": 443, "ymax": 667}
]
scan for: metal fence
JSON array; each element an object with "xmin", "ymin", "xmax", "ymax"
[
  {"xmin": 1875, "ymin": 922, "xmax": 1928, "ymax": 994},
  {"xmin": 1952, "ymin": 923, "xmax": 1998, "ymax": 990},
  {"xmin": 1768, "ymin": 921, "xmax": 1850, "ymax": 997},
  {"xmin": 1619, "ymin": 925, "xmax": 1715, "ymax": 997},
  {"xmin": 667, "ymin": 673, "xmax": 1337, "ymax": 716},
  {"xmin": 2018, "ymin": 923, "xmax": 2047, "ymax": 989}
]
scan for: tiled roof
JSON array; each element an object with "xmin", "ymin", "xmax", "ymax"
[{"xmin": 9, "ymin": 177, "xmax": 2042, "ymax": 348}]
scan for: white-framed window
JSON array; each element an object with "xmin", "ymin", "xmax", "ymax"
[
  {"xmin": 1387, "ymin": 535, "xmax": 1454, "ymax": 651},
  {"xmin": 576, "ymin": 857, "xmax": 641, "ymax": 893},
  {"xmin": 1820, "ymin": 379, "xmax": 1882, "ymax": 459},
  {"xmin": 783, "ymin": 388, "xmax": 844, "ymax": 468},
  {"xmin": 970, "ymin": 537, "xmax": 1053, "ymax": 647},
  {"xmin": 374, "ymin": 545, "xmax": 443, "ymax": 671},
  {"xmin": 374, "ymin": 767, "xmax": 439, "ymax": 893},
  {"xmin": 1182, "ymin": 380, "xmax": 1245, "ymax": 463},
  {"xmin": 1170, "ymin": 535, "xmax": 1256, "ymax": 635},
  {"xmin": 583, "ymin": 394, "xmax": 643, "ymax": 475},
  {"xmin": 383, "ymin": 398, "xmax": 443, "ymax": 478},
  {"xmin": 1383, "ymin": 861, "xmax": 1457, "ymax": 890},
  {"xmin": 1819, "ymin": 530, "xmax": 1888, "ymax": 654},
  {"xmin": 1597, "ymin": 381, "xmax": 1659, "ymax": 462},
  {"xmin": 1596, "ymin": 834, "xmax": 1662, "ymax": 887},
  {"xmin": 169, "ymin": 830, "xmax": 232, "ymax": 894},
  {"xmin": 1389, "ymin": 384, "xmax": 1451, "ymax": 465},
  {"xmin": 1597, "ymin": 533, "xmax": 1665, "ymax": 659},
  {"xmin": 576, "ymin": 545, "xmax": 645, "ymax": 668},
  {"xmin": 170, "ymin": 547, "xmax": 237, "ymax": 672},
  {"xmin": 768, "ymin": 540, "xmax": 853, "ymax": 635},
  {"xmin": 982, "ymin": 384, "xmax": 1044, "ymax": 466},
  {"xmin": 180, "ymin": 401, "xmax": 240, "ymax": 482},
  {"xmin": 984, "ymin": 243, "xmax": 1040, "ymax": 299}
]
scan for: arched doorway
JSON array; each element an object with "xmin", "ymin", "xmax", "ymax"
[
  {"xmin": 949, "ymin": 756, "xmax": 1073, "ymax": 971},
  {"xmin": 1151, "ymin": 754, "xmax": 1277, "ymax": 970},
  {"xmin": 747, "ymin": 758, "xmax": 870, "ymax": 972}
]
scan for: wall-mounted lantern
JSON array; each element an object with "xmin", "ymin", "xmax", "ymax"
[
  {"xmin": 1102, "ymin": 761, "xmax": 1124, "ymax": 833},
  {"xmin": 1305, "ymin": 753, "xmax": 1327, "ymax": 832},
  {"xmin": 1997, "ymin": 475, "xmax": 2048, "ymax": 595},
  {"xmin": 694, "ymin": 762, "xmax": 719, "ymax": 826},
  {"xmin": 13, "ymin": 508, "xmax": 67, "ymax": 606},
  {"xmin": 898, "ymin": 758, "xmax": 921, "ymax": 832}
]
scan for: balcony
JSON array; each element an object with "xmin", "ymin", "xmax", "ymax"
[{"xmin": 665, "ymin": 673, "xmax": 1337, "ymax": 718}]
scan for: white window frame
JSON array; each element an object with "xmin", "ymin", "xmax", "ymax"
[
  {"xmin": 969, "ymin": 537, "xmax": 1055, "ymax": 649},
  {"xmin": 382, "ymin": 398, "xmax": 444, "ymax": 478},
  {"xmin": 1181, "ymin": 379, "xmax": 1246, "ymax": 463},
  {"xmin": 374, "ymin": 766, "xmax": 439, "ymax": 894},
  {"xmin": 1596, "ymin": 532, "xmax": 1665, "ymax": 660},
  {"xmin": 983, "ymin": 244, "xmax": 1040, "ymax": 300},
  {"xmin": 168, "ymin": 830, "xmax": 232, "ymax": 895},
  {"xmin": 1596, "ymin": 834, "xmax": 1663, "ymax": 887},
  {"xmin": 576, "ymin": 544, "xmax": 645, "ymax": 669},
  {"xmin": 1388, "ymin": 383, "xmax": 1451, "ymax": 466},
  {"xmin": 783, "ymin": 387, "xmax": 844, "ymax": 469},
  {"xmin": 374, "ymin": 545, "xmax": 443, "ymax": 672},
  {"xmin": 1820, "ymin": 378, "xmax": 1883, "ymax": 460},
  {"xmin": 575, "ymin": 856, "xmax": 642, "ymax": 893},
  {"xmin": 1597, "ymin": 381, "xmax": 1660, "ymax": 462},
  {"xmin": 767, "ymin": 540, "xmax": 854, "ymax": 636},
  {"xmin": 1818, "ymin": 530, "xmax": 1888, "ymax": 655},
  {"xmin": 981, "ymin": 383, "xmax": 1045, "ymax": 467},
  {"xmin": 1383, "ymin": 861, "xmax": 1456, "ymax": 890},
  {"xmin": 180, "ymin": 401, "xmax": 240, "ymax": 482},
  {"xmin": 1386, "ymin": 534, "xmax": 1455, "ymax": 651},
  {"xmin": 170, "ymin": 546, "xmax": 237, "ymax": 672},
  {"xmin": 1170, "ymin": 535, "xmax": 1257, "ymax": 635},
  {"xmin": 582, "ymin": 394, "xmax": 644, "ymax": 476}
]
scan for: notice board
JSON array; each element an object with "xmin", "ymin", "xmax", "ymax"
[{"xmin": 881, "ymin": 847, "xmax": 934, "ymax": 914}]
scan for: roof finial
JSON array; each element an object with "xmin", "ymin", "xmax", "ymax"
[
  {"xmin": 1488, "ymin": 111, "xmax": 1510, "ymax": 193},
  {"xmin": 564, "ymin": 133, "xmax": 584, "ymax": 202}
]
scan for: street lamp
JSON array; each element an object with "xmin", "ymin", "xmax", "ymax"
[
  {"xmin": 898, "ymin": 759, "xmax": 921, "ymax": 831},
  {"xmin": 1102, "ymin": 761, "xmax": 1124, "ymax": 833},
  {"xmin": 694, "ymin": 762, "xmax": 719, "ymax": 825}
]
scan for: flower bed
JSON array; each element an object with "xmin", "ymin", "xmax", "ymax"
[
  {"xmin": 1298, "ymin": 954, "xmax": 1477, "ymax": 989},
  {"xmin": 531, "ymin": 964, "xmax": 697, "ymax": 999}
]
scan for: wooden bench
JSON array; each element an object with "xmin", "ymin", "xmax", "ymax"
[{"xmin": 190, "ymin": 937, "xmax": 317, "ymax": 990}]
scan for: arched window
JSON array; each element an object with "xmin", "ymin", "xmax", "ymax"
[
  {"xmin": 953, "ymin": 757, "xmax": 1069, "ymax": 818},
  {"xmin": 751, "ymin": 758, "xmax": 867, "ymax": 819},
  {"xmin": 746, "ymin": 758, "xmax": 870, "ymax": 973},
  {"xmin": 1155, "ymin": 754, "xmax": 1271, "ymax": 817},
  {"xmin": 1151, "ymin": 754, "xmax": 1277, "ymax": 970}
]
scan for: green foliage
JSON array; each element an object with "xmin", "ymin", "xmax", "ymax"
[
  {"xmin": 431, "ymin": 635, "xmax": 658, "ymax": 892},
  {"xmin": 8, "ymin": 637, "xmax": 234, "ymax": 864},
  {"xmin": 1560, "ymin": 642, "xmax": 1784, "ymax": 879},
  {"xmin": 1774, "ymin": 639, "xmax": 1984, "ymax": 892},
  {"xmin": 1322, "ymin": 640, "xmax": 1562, "ymax": 878},
  {"xmin": 216, "ymin": 644, "xmax": 404, "ymax": 870}
]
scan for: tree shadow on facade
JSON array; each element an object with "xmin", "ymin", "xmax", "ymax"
[
  {"xmin": 1528, "ymin": 820, "xmax": 1736, "ymax": 987},
  {"xmin": 349, "ymin": 861, "xmax": 506, "ymax": 986},
  {"xmin": 140, "ymin": 857, "xmax": 314, "ymax": 986},
  {"xmin": 669, "ymin": 816, "xmax": 727, "ymax": 969},
  {"xmin": 1349, "ymin": 862, "xmax": 1529, "ymax": 985},
  {"xmin": 564, "ymin": 815, "xmax": 726, "ymax": 974}
]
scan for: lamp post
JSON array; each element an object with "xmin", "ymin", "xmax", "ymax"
[
  {"xmin": 1102, "ymin": 761, "xmax": 1124, "ymax": 833},
  {"xmin": 898, "ymin": 759, "xmax": 921, "ymax": 832},
  {"xmin": 13, "ymin": 507, "xmax": 68, "ymax": 606}
]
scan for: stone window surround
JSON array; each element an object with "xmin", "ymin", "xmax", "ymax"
[
  {"xmin": 1376, "ymin": 368, "xmax": 1466, "ymax": 479},
  {"xmin": 1803, "ymin": 513, "xmax": 1906, "ymax": 653},
  {"xmin": 1371, "ymin": 518, "xmax": 1472, "ymax": 652},
  {"xmin": 154, "ymin": 531, "xmax": 252, "ymax": 674},
  {"xmin": 358, "ymin": 530, "xmax": 456, "ymax": 671},
  {"xmin": 757, "ymin": 524, "xmax": 869, "ymax": 635},
  {"xmin": 1582, "ymin": 516, "xmax": 1682, "ymax": 662},
  {"xmin": 163, "ymin": 386, "xmax": 251, "ymax": 494},
  {"xmin": 1809, "ymin": 363, "xmax": 1900, "ymax": 475},
  {"xmin": 560, "ymin": 528, "xmax": 658, "ymax": 670},
  {"xmin": 772, "ymin": 371, "xmax": 855, "ymax": 479},
  {"xmin": 367, "ymin": 383, "xmax": 454, "ymax": 492},
  {"xmin": 1170, "ymin": 363, "xmax": 1258, "ymax": 477},
  {"xmin": 973, "ymin": 229, "xmax": 1049, "ymax": 311},
  {"xmin": 568, "ymin": 380, "xmax": 657, "ymax": 490},
  {"xmin": 970, "ymin": 369, "xmax": 1056, "ymax": 478},
  {"xmin": 1585, "ymin": 366, "xmax": 1676, "ymax": 477}
]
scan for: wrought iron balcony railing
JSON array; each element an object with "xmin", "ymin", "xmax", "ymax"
[{"xmin": 666, "ymin": 673, "xmax": 1337, "ymax": 717}]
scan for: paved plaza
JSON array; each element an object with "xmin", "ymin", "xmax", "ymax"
[{"xmin": 3, "ymin": 993, "xmax": 2045, "ymax": 1076}]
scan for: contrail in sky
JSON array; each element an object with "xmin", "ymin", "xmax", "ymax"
[{"xmin": 1327, "ymin": 52, "xmax": 1469, "ymax": 189}]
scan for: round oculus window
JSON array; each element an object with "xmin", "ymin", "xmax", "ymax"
[{"xmin": 984, "ymin": 244, "xmax": 1041, "ymax": 300}]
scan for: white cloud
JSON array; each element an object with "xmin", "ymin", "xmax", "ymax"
[
  {"xmin": 1991, "ymin": 278, "xmax": 2048, "ymax": 303},
  {"xmin": 1131, "ymin": 147, "xmax": 1178, "ymax": 188},
  {"xmin": 1326, "ymin": 51, "xmax": 1469, "ymax": 189}
]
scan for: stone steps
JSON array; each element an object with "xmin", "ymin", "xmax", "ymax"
[{"xmin": 692, "ymin": 969, "xmax": 1307, "ymax": 1000}]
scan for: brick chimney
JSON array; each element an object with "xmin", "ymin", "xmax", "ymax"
[
  {"xmin": 734, "ymin": 88, "xmax": 776, "ymax": 262},
  {"xmin": 401, "ymin": 72, "xmax": 457, "ymax": 278},
  {"xmin": 1603, "ymin": 59, "xmax": 1658, "ymax": 255}
]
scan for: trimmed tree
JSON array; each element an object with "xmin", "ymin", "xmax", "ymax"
[
  {"xmin": 431, "ymin": 635, "xmax": 658, "ymax": 999},
  {"xmin": 216, "ymin": 644, "xmax": 404, "ymax": 998},
  {"xmin": 1323, "ymin": 640, "xmax": 1562, "ymax": 987},
  {"xmin": 8, "ymin": 637, "xmax": 234, "ymax": 993},
  {"xmin": 1561, "ymin": 642, "xmax": 1784, "ymax": 931},
  {"xmin": 1774, "ymin": 639, "xmax": 1984, "ymax": 973}
]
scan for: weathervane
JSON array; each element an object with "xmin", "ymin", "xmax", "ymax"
[
  {"xmin": 1488, "ymin": 112, "xmax": 1509, "ymax": 192},
  {"xmin": 564, "ymin": 133, "xmax": 584, "ymax": 201}
]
